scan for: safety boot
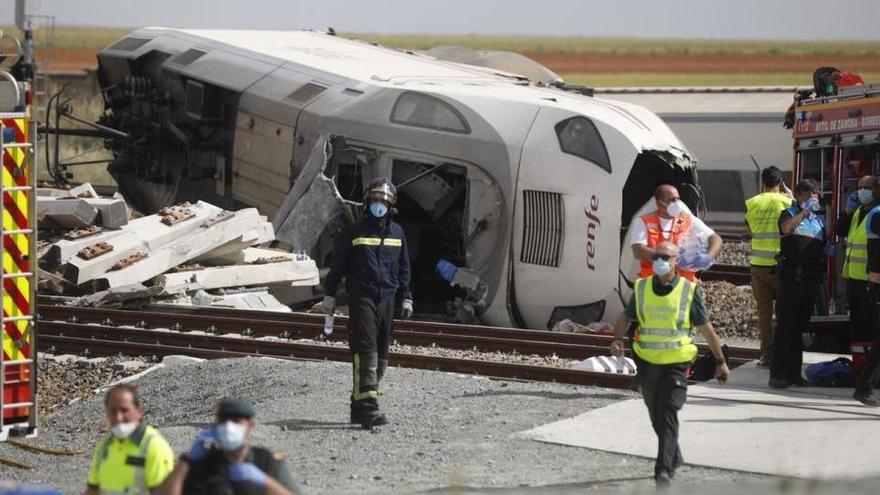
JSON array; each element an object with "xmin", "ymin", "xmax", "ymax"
[
  {"xmin": 854, "ymin": 388, "xmax": 880, "ymax": 407},
  {"xmin": 350, "ymin": 352, "xmax": 386, "ymax": 426}
]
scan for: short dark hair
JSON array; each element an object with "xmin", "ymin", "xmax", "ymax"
[
  {"xmin": 761, "ymin": 166, "xmax": 784, "ymax": 188},
  {"xmin": 105, "ymin": 383, "xmax": 141, "ymax": 407},
  {"xmin": 795, "ymin": 179, "xmax": 819, "ymax": 195},
  {"xmin": 654, "ymin": 184, "xmax": 672, "ymax": 200}
]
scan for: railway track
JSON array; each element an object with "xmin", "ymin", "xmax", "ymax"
[
  {"xmin": 702, "ymin": 263, "xmax": 751, "ymax": 285},
  {"xmin": 34, "ymin": 298, "xmax": 761, "ymax": 391}
]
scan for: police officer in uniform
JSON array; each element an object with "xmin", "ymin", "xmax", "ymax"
[
  {"xmin": 744, "ymin": 166, "xmax": 793, "ymax": 367},
  {"xmin": 770, "ymin": 179, "xmax": 830, "ymax": 388},
  {"xmin": 320, "ymin": 177, "xmax": 413, "ymax": 428},
  {"xmin": 611, "ymin": 241, "xmax": 730, "ymax": 487},
  {"xmin": 86, "ymin": 384, "xmax": 175, "ymax": 495},
  {"xmin": 156, "ymin": 398, "xmax": 301, "ymax": 495}
]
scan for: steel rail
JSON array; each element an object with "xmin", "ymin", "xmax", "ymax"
[
  {"xmin": 37, "ymin": 324, "xmax": 636, "ymax": 389},
  {"xmin": 36, "ymin": 301, "xmax": 760, "ymax": 363}
]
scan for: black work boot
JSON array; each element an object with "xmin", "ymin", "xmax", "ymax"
[
  {"xmin": 349, "ymin": 352, "xmax": 387, "ymax": 427},
  {"xmin": 854, "ymin": 388, "xmax": 880, "ymax": 407},
  {"xmin": 377, "ymin": 358, "xmax": 388, "ymax": 385}
]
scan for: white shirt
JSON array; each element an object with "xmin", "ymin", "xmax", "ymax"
[{"xmin": 630, "ymin": 214, "xmax": 716, "ymax": 246}]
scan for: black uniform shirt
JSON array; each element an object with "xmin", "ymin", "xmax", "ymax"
[
  {"xmin": 183, "ymin": 446, "xmax": 301, "ymax": 495},
  {"xmin": 778, "ymin": 205, "xmax": 826, "ymax": 281}
]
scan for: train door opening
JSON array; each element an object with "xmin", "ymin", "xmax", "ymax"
[
  {"xmin": 391, "ymin": 159, "xmax": 469, "ymax": 315},
  {"xmin": 332, "ymin": 155, "xmax": 470, "ymax": 316}
]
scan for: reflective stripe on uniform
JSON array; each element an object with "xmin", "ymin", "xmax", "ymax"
[
  {"xmin": 749, "ymin": 249, "xmax": 778, "ymax": 259},
  {"xmin": 352, "ymin": 237, "xmax": 402, "ymax": 247},
  {"xmin": 638, "ymin": 327, "xmax": 691, "ymax": 337},
  {"xmin": 352, "ymin": 353, "xmax": 378, "ymax": 401},
  {"xmin": 637, "ymin": 341, "xmax": 684, "ymax": 350}
]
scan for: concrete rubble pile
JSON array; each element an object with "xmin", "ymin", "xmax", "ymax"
[
  {"xmin": 38, "ymin": 191, "xmax": 319, "ymax": 312},
  {"xmin": 37, "ymin": 183, "xmax": 129, "ymax": 229}
]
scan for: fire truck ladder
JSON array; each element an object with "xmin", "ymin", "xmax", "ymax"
[{"xmin": 1, "ymin": 69, "xmax": 37, "ymax": 441}]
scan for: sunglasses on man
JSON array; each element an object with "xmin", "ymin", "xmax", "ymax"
[{"xmin": 651, "ymin": 254, "xmax": 676, "ymax": 261}]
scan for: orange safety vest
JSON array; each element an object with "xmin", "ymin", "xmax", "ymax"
[{"xmin": 638, "ymin": 212, "xmax": 697, "ymax": 282}]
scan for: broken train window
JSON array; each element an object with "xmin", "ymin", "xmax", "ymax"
[
  {"xmin": 391, "ymin": 92, "xmax": 470, "ymax": 134},
  {"xmin": 554, "ymin": 116, "xmax": 611, "ymax": 173}
]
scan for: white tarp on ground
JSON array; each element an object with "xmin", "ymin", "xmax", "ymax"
[{"xmin": 520, "ymin": 353, "xmax": 880, "ymax": 480}]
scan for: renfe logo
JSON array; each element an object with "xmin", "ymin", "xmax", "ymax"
[{"xmin": 584, "ymin": 195, "xmax": 599, "ymax": 271}]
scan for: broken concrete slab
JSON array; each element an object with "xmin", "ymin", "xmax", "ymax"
[
  {"xmin": 199, "ymin": 246, "xmax": 294, "ymax": 266},
  {"xmin": 97, "ymin": 208, "xmax": 273, "ymax": 289},
  {"xmin": 37, "ymin": 197, "xmax": 99, "ymax": 228},
  {"xmin": 86, "ymin": 198, "xmax": 129, "ymax": 228},
  {"xmin": 157, "ymin": 259, "xmax": 319, "ymax": 295},
  {"xmin": 62, "ymin": 202, "xmax": 225, "ymax": 285},
  {"xmin": 68, "ymin": 182, "xmax": 99, "ymax": 199}
]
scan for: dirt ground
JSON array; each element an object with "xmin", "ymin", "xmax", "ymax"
[
  {"xmin": 526, "ymin": 52, "xmax": 880, "ymax": 74},
  {"xmin": 44, "ymin": 46, "xmax": 880, "ymax": 76}
]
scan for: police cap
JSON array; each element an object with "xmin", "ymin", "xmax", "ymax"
[{"xmin": 216, "ymin": 397, "xmax": 256, "ymax": 421}]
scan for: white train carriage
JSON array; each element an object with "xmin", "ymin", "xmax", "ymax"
[{"xmin": 96, "ymin": 28, "xmax": 699, "ymax": 329}]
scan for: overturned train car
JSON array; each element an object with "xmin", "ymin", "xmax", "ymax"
[{"xmin": 95, "ymin": 28, "xmax": 700, "ymax": 329}]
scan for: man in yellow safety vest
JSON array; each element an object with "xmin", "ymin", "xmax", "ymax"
[
  {"xmin": 85, "ymin": 384, "xmax": 175, "ymax": 495},
  {"xmin": 611, "ymin": 241, "xmax": 730, "ymax": 487},
  {"xmin": 838, "ymin": 176, "xmax": 880, "ymax": 344},
  {"xmin": 744, "ymin": 166, "xmax": 793, "ymax": 367}
]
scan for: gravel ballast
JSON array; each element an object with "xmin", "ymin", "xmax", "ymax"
[{"xmin": 3, "ymin": 356, "xmax": 772, "ymax": 494}]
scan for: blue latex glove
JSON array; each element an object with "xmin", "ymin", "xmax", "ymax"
[
  {"xmin": 229, "ymin": 462, "xmax": 268, "ymax": 488},
  {"xmin": 845, "ymin": 191, "xmax": 860, "ymax": 213},
  {"xmin": 692, "ymin": 253, "xmax": 715, "ymax": 271},
  {"xmin": 185, "ymin": 427, "xmax": 216, "ymax": 462},
  {"xmin": 824, "ymin": 244, "xmax": 836, "ymax": 257}
]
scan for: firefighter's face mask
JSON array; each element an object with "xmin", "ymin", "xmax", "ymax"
[{"xmin": 369, "ymin": 202, "xmax": 388, "ymax": 218}]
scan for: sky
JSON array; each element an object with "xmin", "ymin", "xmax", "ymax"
[{"xmin": 4, "ymin": 0, "xmax": 879, "ymax": 40}]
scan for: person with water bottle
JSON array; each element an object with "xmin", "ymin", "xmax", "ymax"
[
  {"xmin": 630, "ymin": 184, "xmax": 722, "ymax": 282},
  {"xmin": 770, "ymin": 179, "xmax": 833, "ymax": 389}
]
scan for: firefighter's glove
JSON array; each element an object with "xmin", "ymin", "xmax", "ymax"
[
  {"xmin": 691, "ymin": 253, "xmax": 715, "ymax": 271},
  {"xmin": 401, "ymin": 299, "xmax": 414, "ymax": 320},
  {"xmin": 229, "ymin": 462, "xmax": 268, "ymax": 488},
  {"xmin": 184, "ymin": 427, "xmax": 215, "ymax": 463},
  {"xmin": 312, "ymin": 296, "xmax": 336, "ymax": 315}
]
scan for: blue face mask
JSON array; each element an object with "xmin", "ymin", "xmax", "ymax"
[
  {"xmin": 369, "ymin": 202, "xmax": 388, "ymax": 218},
  {"xmin": 652, "ymin": 259, "xmax": 672, "ymax": 276},
  {"xmin": 858, "ymin": 189, "xmax": 874, "ymax": 205}
]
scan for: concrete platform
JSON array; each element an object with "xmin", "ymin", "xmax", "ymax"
[{"xmin": 522, "ymin": 352, "xmax": 880, "ymax": 480}]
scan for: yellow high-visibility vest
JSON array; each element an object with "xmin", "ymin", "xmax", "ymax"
[
  {"xmin": 633, "ymin": 276, "xmax": 698, "ymax": 365},
  {"xmin": 843, "ymin": 208, "xmax": 869, "ymax": 281},
  {"xmin": 745, "ymin": 192, "xmax": 792, "ymax": 266},
  {"xmin": 88, "ymin": 424, "xmax": 174, "ymax": 494}
]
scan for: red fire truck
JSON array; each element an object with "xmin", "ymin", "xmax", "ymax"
[
  {"xmin": 791, "ymin": 81, "xmax": 880, "ymax": 314},
  {"xmin": 1, "ymin": 36, "xmax": 37, "ymax": 441}
]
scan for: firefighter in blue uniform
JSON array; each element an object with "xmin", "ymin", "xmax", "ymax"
[{"xmin": 320, "ymin": 177, "xmax": 413, "ymax": 428}]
